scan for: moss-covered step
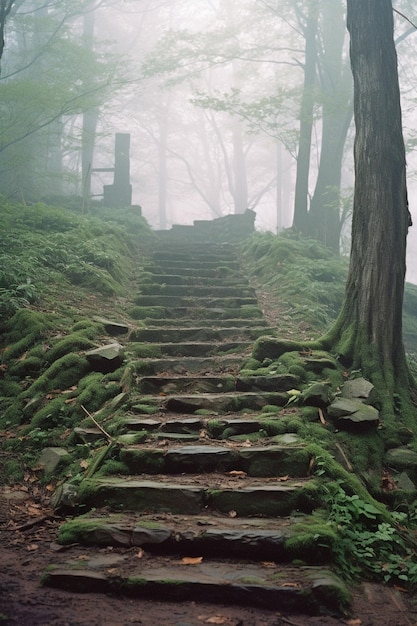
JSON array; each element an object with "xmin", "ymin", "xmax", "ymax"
[
  {"xmin": 130, "ymin": 326, "xmax": 274, "ymax": 343},
  {"xmin": 74, "ymin": 476, "xmax": 319, "ymax": 516},
  {"xmin": 55, "ymin": 512, "xmax": 335, "ymax": 563},
  {"xmin": 148, "ymin": 273, "xmax": 246, "ymax": 286},
  {"xmin": 133, "ymin": 356, "xmax": 242, "ymax": 376},
  {"xmin": 129, "ymin": 391, "xmax": 288, "ymax": 414},
  {"xmin": 138, "ymin": 284, "xmax": 256, "ymax": 298},
  {"xmin": 42, "ymin": 559, "xmax": 350, "ymax": 616},
  {"xmin": 151, "ymin": 252, "xmax": 241, "ymax": 265},
  {"xmin": 129, "ymin": 341, "xmax": 253, "ymax": 358},
  {"xmin": 119, "ymin": 443, "xmax": 311, "ymax": 477},
  {"xmin": 129, "ymin": 306, "xmax": 263, "ymax": 320},
  {"xmin": 136, "ymin": 375, "xmax": 237, "ymax": 395},
  {"xmin": 133, "ymin": 295, "xmax": 258, "ymax": 308},
  {"xmin": 140, "ymin": 318, "xmax": 270, "ymax": 328}
]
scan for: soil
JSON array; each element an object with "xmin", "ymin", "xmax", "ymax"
[{"xmin": 1, "ymin": 484, "xmax": 417, "ymax": 626}]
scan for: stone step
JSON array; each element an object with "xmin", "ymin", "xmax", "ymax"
[
  {"xmin": 130, "ymin": 390, "xmax": 289, "ymax": 413},
  {"xmin": 142, "ymin": 318, "xmax": 269, "ymax": 328},
  {"xmin": 147, "ymin": 273, "xmax": 247, "ymax": 286},
  {"xmin": 133, "ymin": 295, "xmax": 258, "ymax": 308},
  {"xmin": 42, "ymin": 557, "xmax": 350, "ymax": 616},
  {"xmin": 72, "ymin": 475, "xmax": 319, "ymax": 516},
  {"xmin": 135, "ymin": 373, "xmax": 297, "ymax": 395},
  {"xmin": 151, "ymin": 248, "xmax": 238, "ymax": 261},
  {"xmin": 55, "ymin": 512, "xmax": 333, "ymax": 563},
  {"xmin": 138, "ymin": 284, "xmax": 256, "ymax": 297},
  {"xmin": 133, "ymin": 355, "xmax": 243, "ymax": 375},
  {"xmin": 130, "ymin": 341, "xmax": 253, "ymax": 358},
  {"xmin": 149, "ymin": 264, "xmax": 242, "ymax": 277},
  {"xmin": 118, "ymin": 443, "xmax": 311, "ymax": 477},
  {"xmin": 119, "ymin": 415, "xmax": 301, "ymax": 437},
  {"xmin": 129, "ymin": 306, "xmax": 263, "ymax": 321},
  {"xmin": 130, "ymin": 326, "xmax": 274, "ymax": 343}
]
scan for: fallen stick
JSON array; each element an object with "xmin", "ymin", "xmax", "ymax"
[{"xmin": 81, "ymin": 405, "xmax": 113, "ymax": 443}]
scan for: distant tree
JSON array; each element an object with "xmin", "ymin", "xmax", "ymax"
[
  {"xmin": 0, "ymin": 0, "xmax": 15, "ymax": 63},
  {"xmin": 323, "ymin": 0, "xmax": 416, "ymax": 420}
]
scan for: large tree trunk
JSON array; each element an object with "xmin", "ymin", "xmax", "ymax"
[
  {"xmin": 308, "ymin": 0, "xmax": 352, "ymax": 253},
  {"xmin": 324, "ymin": 0, "xmax": 413, "ymax": 403},
  {"xmin": 292, "ymin": 0, "xmax": 318, "ymax": 233}
]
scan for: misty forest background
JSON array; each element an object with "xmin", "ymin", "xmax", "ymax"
[{"xmin": 1, "ymin": 0, "xmax": 417, "ymax": 275}]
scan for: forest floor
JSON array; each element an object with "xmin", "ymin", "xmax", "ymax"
[{"xmin": 1, "ymin": 412, "xmax": 417, "ymax": 626}]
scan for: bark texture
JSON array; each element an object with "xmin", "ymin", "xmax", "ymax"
[{"xmin": 325, "ymin": 0, "xmax": 412, "ymax": 388}]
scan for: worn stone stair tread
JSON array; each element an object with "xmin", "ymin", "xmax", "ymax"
[
  {"xmin": 136, "ymin": 373, "xmax": 297, "ymax": 395},
  {"xmin": 131, "ymin": 306, "xmax": 263, "ymax": 320},
  {"xmin": 133, "ymin": 355, "xmax": 243, "ymax": 375},
  {"xmin": 131, "ymin": 326, "xmax": 274, "ymax": 342},
  {"xmin": 55, "ymin": 510, "xmax": 334, "ymax": 562},
  {"xmin": 120, "ymin": 413, "xmax": 272, "ymax": 431},
  {"xmin": 142, "ymin": 318, "xmax": 269, "ymax": 328},
  {"xmin": 131, "ymin": 342, "xmax": 253, "ymax": 358},
  {"xmin": 42, "ymin": 558, "xmax": 349, "ymax": 615},
  {"xmin": 138, "ymin": 284, "xmax": 256, "ymax": 297},
  {"xmin": 119, "ymin": 442, "xmax": 310, "ymax": 476},
  {"xmin": 134, "ymin": 295, "xmax": 258, "ymax": 307},
  {"xmin": 131, "ymin": 391, "xmax": 289, "ymax": 414},
  {"xmin": 75, "ymin": 475, "xmax": 318, "ymax": 516},
  {"xmin": 149, "ymin": 274, "xmax": 248, "ymax": 286}
]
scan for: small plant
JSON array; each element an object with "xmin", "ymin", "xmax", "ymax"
[{"xmin": 322, "ymin": 480, "xmax": 417, "ymax": 586}]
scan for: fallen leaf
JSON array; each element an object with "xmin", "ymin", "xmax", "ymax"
[
  {"xmin": 27, "ymin": 544, "xmax": 39, "ymax": 551},
  {"xmin": 228, "ymin": 510, "xmax": 237, "ymax": 518},
  {"xmin": 345, "ymin": 620, "xmax": 362, "ymax": 626},
  {"xmin": 318, "ymin": 407, "xmax": 326, "ymax": 425},
  {"xmin": 45, "ymin": 484, "xmax": 55, "ymax": 492},
  {"xmin": 200, "ymin": 617, "xmax": 228, "ymax": 624},
  {"xmin": 260, "ymin": 561, "xmax": 275, "ymax": 567},
  {"xmin": 277, "ymin": 475, "xmax": 289, "ymax": 482},
  {"xmin": 226, "ymin": 470, "xmax": 247, "ymax": 477},
  {"xmin": 136, "ymin": 548, "xmax": 145, "ymax": 559},
  {"xmin": 180, "ymin": 556, "xmax": 203, "ymax": 565},
  {"xmin": 80, "ymin": 459, "xmax": 89, "ymax": 469}
]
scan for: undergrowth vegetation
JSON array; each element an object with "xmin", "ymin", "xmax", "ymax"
[{"xmin": 2, "ymin": 213, "xmax": 417, "ymax": 591}]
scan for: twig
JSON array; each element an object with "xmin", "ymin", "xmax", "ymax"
[
  {"xmin": 318, "ymin": 407, "xmax": 326, "ymax": 425},
  {"xmin": 81, "ymin": 405, "xmax": 113, "ymax": 443},
  {"xmin": 335, "ymin": 442, "xmax": 353, "ymax": 472},
  {"xmin": 393, "ymin": 8, "xmax": 417, "ymax": 31},
  {"xmin": 10, "ymin": 514, "xmax": 53, "ymax": 532}
]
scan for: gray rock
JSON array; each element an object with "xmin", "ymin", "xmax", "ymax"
[
  {"xmin": 85, "ymin": 342, "xmax": 124, "ymax": 373},
  {"xmin": 39, "ymin": 447, "xmax": 71, "ymax": 474},
  {"xmin": 93, "ymin": 316, "xmax": 129, "ymax": 335},
  {"xmin": 385, "ymin": 447, "xmax": 417, "ymax": 469},
  {"xmin": 340, "ymin": 377, "xmax": 377, "ymax": 403},
  {"xmin": 302, "ymin": 382, "xmax": 331, "ymax": 407},
  {"xmin": 328, "ymin": 398, "xmax": 379, "ymax": 426},
  {"xmin": 396, "ymin": 472, "xmax": 416, "ymax": 491}
]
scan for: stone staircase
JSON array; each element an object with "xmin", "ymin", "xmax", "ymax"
[{"xmin": 44, "ymin": 223, "xmax": 351, "ymax": 618}]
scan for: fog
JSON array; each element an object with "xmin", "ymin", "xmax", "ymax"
[{"xmin": 1, "ymin": 0, "xmax": 417, "ymax": 277}]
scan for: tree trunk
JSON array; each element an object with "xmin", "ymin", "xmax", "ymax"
[
  {"xmin": 308, "ymin": 0, "xmax": 352, "ymax": 252},
  {"xmin": 292, "ymin": 0, "xmax": 318, "ymax": 233},
  {"xmin": 324, "ymin": 0, "xmax": 414, "ymax": 410}
]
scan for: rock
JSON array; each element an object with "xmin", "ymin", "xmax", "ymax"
[
  {"xmin": 38, "ymin": 447, "xmax": 71, "ymax": 474},
  {"xmin": 93, "ymin": 316, "xmax": 129, "ymax": 335},
  {"xmin": 328, "ymin": 398, "xmax": 379, "ymax": 428},
  {"xmin": 396, "ymin": 471, "xmax": 416, "ymax": 491},
  {"xmin": 385, "ymin": 447, "xmax": 417, "ymax": 469},
  {"xmin": 85, "ymin": 342, "xmax": 124, "ymax": 373},
  {"xmin": 340, "ymin": 377, "xmax": 378, "ymax": 404},
  {"xmin": 301, "ymin": 382, "xmax": 331, "ymax": 408}
]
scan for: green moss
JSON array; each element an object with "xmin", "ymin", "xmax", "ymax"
[
  {"xmin": 130, "ymin": 343, "xmax": 162, "ymax": 358},
  {"xmin": 23, "ymin": 353, "xmax": 90, "ymax": 398},
  {"xmin": 261, "ymin": 404, "xmax": 281, "ymax": 414},
  {"xmin": 47, "ymin": 334, "xmax": 96, "ymax": 363},
  {"xmin": 95, "ymin": 459, "xmax": 129, "ymax": 477},
  {"xmin": 24, "ymin": 397, "xmax": 70, "ymax": 430},
  {"xmin": 8, "ymin": 356, "xmax": 43, "ymax": 378},
  {"xmin": 2, "ymin": 309, "xmax": 52, "ymax": 361}
]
